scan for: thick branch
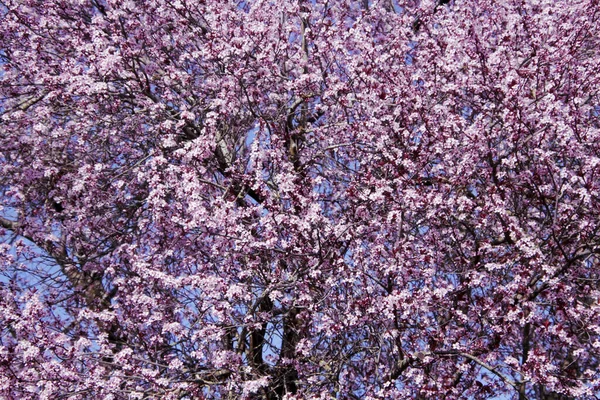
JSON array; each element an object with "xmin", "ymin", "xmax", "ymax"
[
  {"xmin": 435, "ymin": 350, "xmax": 521, "ymax": 390},
  {"xmin": 0, "ymin": 215, "xmax": 121, "ymax": 347}
]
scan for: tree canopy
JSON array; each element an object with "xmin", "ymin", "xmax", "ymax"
[{"xmin": 1, "ymin": 0, "xmax": 600, "ymax": 398}]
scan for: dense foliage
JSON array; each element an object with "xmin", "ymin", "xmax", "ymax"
[{"xmin": 1, "ymin": 0, "xmax": 600, "ymax": 398}]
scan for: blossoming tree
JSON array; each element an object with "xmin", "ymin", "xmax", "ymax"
[{"xmin": 1, "ymin": 0, "xmax": 599, "ymax": 398}]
